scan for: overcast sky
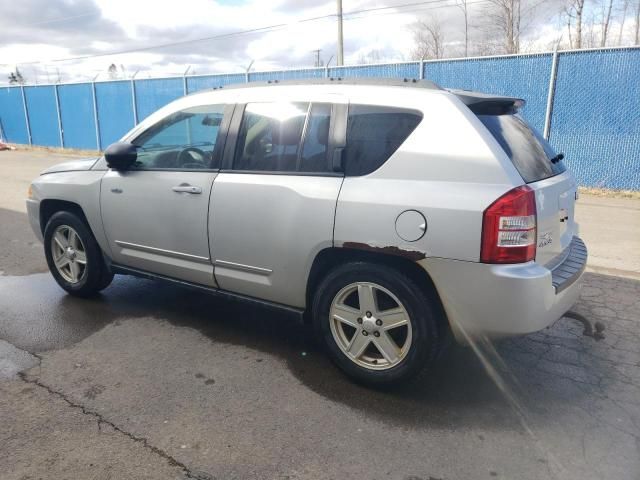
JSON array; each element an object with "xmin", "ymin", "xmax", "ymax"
[{"xmin": 0, "ymin": 0, "xmax": 634, "ymax": 85}]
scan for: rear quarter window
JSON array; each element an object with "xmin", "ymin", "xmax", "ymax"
[
  {"xmin": 478, "ymin": 113, "xmax": 566, "ymax": 183},
  {"xmin": 344, "ymin": 105, "xmax": 422, "ymax": 176}
]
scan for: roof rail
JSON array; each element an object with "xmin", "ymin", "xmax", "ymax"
[{"xmin": 192, "ymin": 77, "xmax": 442, "ymax": 94}]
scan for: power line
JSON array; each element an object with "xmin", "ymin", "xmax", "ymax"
[
  {"xmin": 2, "ymin": 0, "xmax": 476, "ymax": 66},
  {"xmin": 0, "ymin": 15, "xmax": 336, "ymax": 66},
  {"xmin": 344, "ymin": 0, "xmax": 463, "ymax": 17},
  {"xmin": 16, "ymin": 11, "xmax": 101, "ymax": 27},
  {"xmin": 344, "ymin": 0, "xmax": 490, "ymax": 21}
]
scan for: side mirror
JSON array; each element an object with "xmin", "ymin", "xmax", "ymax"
[{"xmin": 105, "ymin": 142, "xmax": 138, "ymax": 170}]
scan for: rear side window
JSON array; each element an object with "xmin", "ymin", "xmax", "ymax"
[
  {"xmin": 344, "ymin": 105, "xmax": 422, "ymax": 176},
  {"xmin": 232, "ymin": 102, "xmax": 334, "ymax": 174},
  {"xmin": 299, "ymin": 103, "xmax": 331, "ymax": 173},
  {"xmin": 234, "ymin": 102, "xmax": 308, "ymax": 172},
  {"xmin": 478, "ymin": 114, "xmax": 566, "ymax": 183}
]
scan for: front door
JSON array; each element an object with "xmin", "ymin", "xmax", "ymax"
[
  {"xmin": 100, "ymin": 103, "xmax": 230, "ymax": 286},
  {"xmin": 210, "ymin": 101, "xmax": 344, "ymax": 307}
]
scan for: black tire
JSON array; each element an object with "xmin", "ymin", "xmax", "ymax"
[
  {"xmin": 97, "ymin": 264, "xmax": 115, "ymax": 291},
  {"xmin": 312, "ymin": 261, "xmax": 443, "ymax": 387},
  {"xmin": 43, "ymin": 211, "xmax": 113, "ymax": 297}
]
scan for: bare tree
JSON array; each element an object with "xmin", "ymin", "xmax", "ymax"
[
  {"xmin": 483, "ymin": 0, "xmax": 525, "ymax": 53},
  {"xmin": 563, "ymin": 0, "xmax": 586, "ymax": 48},
  {"xmin": 107, "ymin": 63, "xmax": 119, "ymax": 79},
  {"xmin": 583, "ymin": 15, "xmax": 599, "ymax": 46},
  {"xmin": 471, "ymin": 24, "xmax": 502, "ymax": 55},
  {"xmin": 565, "ymin": 9, "xmax": 574, "ymax": 47},
  {"xmin": 411, "ymin": 18, "xmax": 446, "ymax": 59},
  {"xmin": 457, "ymin": 0, "xmax": 470, "ymax": 56},
  {"xmin": 618, "ymin": 0, "xmax": 630, "ymax": 44},
  {"xmin": 599, "ymin": 0, "xmax": 614, "ymax": 46},
  {"xmin": 7, "ymin": 68, "xmax": 25, "ymax": 85},
  {"xmin": 357, "ymin": 49, "xmax": 383, "ymax": 64}
]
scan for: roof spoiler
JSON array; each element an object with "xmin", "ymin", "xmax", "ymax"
[{"xmin": 448, "ymin": 88, "xmax": 525, "ymax": 115}]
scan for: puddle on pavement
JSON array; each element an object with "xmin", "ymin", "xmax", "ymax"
[
  {"xmin": 0, "ymin": 272, "xmax": 515, "ymax": 425},
  {"xmin": 0, "ymin": 271, "xmax": 621, "ymax": 438}
]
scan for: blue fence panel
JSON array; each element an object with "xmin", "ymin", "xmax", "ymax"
[
  {"xmin": 186, "ymin": 73, "xmax": 246, "ymax": 94},
  {"xmin": 134, "ymin": 78, "xmax": 184, "ymax": 121},
  {"xmin": 0, "ymin": 87, "xmax": 29, "ymax": 144},
  {"xmin": 95, "ymin": 81, "xmax": 135, "ymax": 147},
  {"xmin": 3, "ymin": 48, "xmax": 639, "ymax": 189},
  {"xmin": 249, "ymin": 68, "xmax": 325, "ymax": 82},
  {"xmin": 329, "ymin": 62, "xmax": 420, "ymax": 79},
  {"xmin": 550, "ymin": 48, "xmax": 640, "ymax": 190},
  {"xmin": 24, "ymin": 86, "xmax": 60, "ymax": 147},
  {"xmin": 58, "ymin": 83, "xmax": 97, "ymax": 150},
  {"xmin": 424, "ymin": 54, "xmax": 552, "ymax": 133}
]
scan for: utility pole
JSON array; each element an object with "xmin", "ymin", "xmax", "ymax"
[
  {"xmin": 336, "ymin": 0, "xmax": 344, "ymax": 66},
  {"xmin": 312, "ymin": 49, "xmax": 323, "ymax": 67}
]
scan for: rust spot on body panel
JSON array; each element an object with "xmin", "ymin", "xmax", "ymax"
[{"xmin": 342, "ymin": 242, "xmax": 426, "ymax": 261}]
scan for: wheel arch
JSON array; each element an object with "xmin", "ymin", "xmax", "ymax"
[
  {"xmin": 305, "ymin": 247, "xmax": 449, "ymax": 336},
  {"xmin": 39, "ymin": 199, "xmax": 90, "ymax": 235}
]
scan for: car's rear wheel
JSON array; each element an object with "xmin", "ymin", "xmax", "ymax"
[
  {"xmin": 44, "ymin": 211, "xmax": 113, "ymax": 297},
  {"xmin": 312, "ymin": 261, "xmax": 442, "ymax": 386}
]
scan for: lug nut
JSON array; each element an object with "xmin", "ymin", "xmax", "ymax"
[
  {"xmin": 357, "ymin": 317, "xmax": 363, "ymax": 324},
  {"xmin": 366, "ymin": 311, "xmax": 372, "ymax": 318},
  {"xmin": 362, "ymin": 331, "xmax": 368, "ymax": 336},
  {"xmin": 373, "ymin": 331, "xmax": 380, "ymax": 337},
  {"xmin": 375, "ymin": 319, "xmax": 382, "ymax": 326}
]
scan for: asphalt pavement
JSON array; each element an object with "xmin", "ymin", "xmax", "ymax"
[{"xmin": 0, "ymin": 149, "xmax": 638, "ymax": 480}]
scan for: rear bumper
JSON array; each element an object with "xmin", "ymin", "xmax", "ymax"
[
  {"xmin": 551, "ymin": 237, "xmax": 587, "ymax": 294},
  {"xmin": 419, "ymin": 237, "xmax": 587, "ymax": 342}
]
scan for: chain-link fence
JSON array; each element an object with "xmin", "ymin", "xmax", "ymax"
[{"xmin": 1, "ymin": 46, "xmax": 638, "ymax": 190}]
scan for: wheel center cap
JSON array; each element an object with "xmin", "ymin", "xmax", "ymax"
[
  {"xmin": 65, "ymin": 247, "xmax": 76, "ymax": 260},
  {"xmin": 362, "ymin": 317, "xmax": 377, "ymax": 333}
]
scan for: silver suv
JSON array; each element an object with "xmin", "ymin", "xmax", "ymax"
[{"xmin": 27, "ymin": 79, "xmax": 587, "ymax": 385}]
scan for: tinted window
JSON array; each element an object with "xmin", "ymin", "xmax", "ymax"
[
  {"xmin": 234, "ymin": 102, "xmax": 308, "ymax": 172},
  {"xmin": 299, "ymin": 103, "xmax": 331, "ymax": 173},
  {"xmin": 478, "ymin": 113, "xmax": 566, "ymax": 183},
  {"xmin": 344, "ymin": 105, "xmax": 422, "ymax": 176},
  {"xmin": 133, "ymin": 104, "xmax": 225, "ymax": 170}
]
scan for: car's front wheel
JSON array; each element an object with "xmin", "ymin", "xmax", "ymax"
[
  {"xmin": 44, "ymin": 211, "xmax": 113, "ymax": 297},
  {"xmin": 312, "ymin": 261, "xmax": 443, "ymax": 386}
]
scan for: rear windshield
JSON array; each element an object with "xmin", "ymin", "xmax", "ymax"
[{"xmin": 478, "ymin": 113, "xmax": 566, "ymax": 183}]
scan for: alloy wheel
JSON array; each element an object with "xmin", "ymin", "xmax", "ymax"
[
  {"xmin": 329, "ymin": 282, "xmax": 412, "ymax": 370},
  {"xmin": 50, "ymin": 225, "xmax": 87, "ymax": 284}
]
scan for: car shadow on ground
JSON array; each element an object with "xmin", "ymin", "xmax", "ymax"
[{"xmin": 3, "ymin": 269, "xmax": 635, "ymax": 433}]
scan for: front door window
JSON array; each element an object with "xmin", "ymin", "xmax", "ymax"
[{"xmin": 133, "ymin": 104, "xmax": 225, "ymax": 170}]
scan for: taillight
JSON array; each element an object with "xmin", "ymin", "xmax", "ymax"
[{"xmin": 481, "ymin": 185, "xmax": 537, "ymax": 264}]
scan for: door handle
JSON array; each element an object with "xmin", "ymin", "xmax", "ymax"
[{"xmin": 172, "ymin": 185, "xmax": 202, "ymax": 194}]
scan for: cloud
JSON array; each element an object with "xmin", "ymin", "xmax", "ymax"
[
  {"xmin": 3, "ymin": 0, "xmax": 125, "ymax": 50},
  {"xmin": 2, "ymin": 0, "xmax": 620, "ymax": 85}
]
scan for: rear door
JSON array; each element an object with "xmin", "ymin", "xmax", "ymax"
[
  {"xmin": 100, "ymin": 103, "xmax": 231, "ymax": 286},
  {"xmin": 477, "ymin": 113, "xmax": 577, "ymax": 266},
  {"xmin": 209, "ymin": 100, "xmax": 345, "ymax": 307}
]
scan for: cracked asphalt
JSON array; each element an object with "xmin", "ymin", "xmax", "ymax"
[{"xmin": 0, "ymin": 150, "xmax": 639, "ymax": 480}]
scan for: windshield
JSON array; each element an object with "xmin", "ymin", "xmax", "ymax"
[{"xmin": 478, "ymin": 113, "xmax": 566, "ymax": 183}]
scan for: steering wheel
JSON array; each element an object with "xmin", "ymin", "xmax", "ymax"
[{"xmin": 177, "ymin": 147, "xmax": 207, "ymax": 168}]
